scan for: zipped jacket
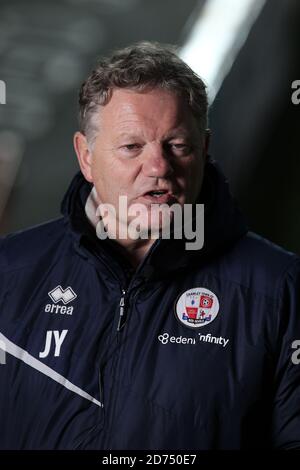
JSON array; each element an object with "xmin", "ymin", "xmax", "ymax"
[{"xmin": 0, "ymin": 159, "xmax": 300, "ymax": 449}]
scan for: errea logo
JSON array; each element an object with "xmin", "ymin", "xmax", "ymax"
[
  {"xmin": 49, "ymin": 286, "xmax": 77, "ymax": 304},
  {"xmin": 45, "ymin": 286, "xmax": 77, "ymax": 316}
]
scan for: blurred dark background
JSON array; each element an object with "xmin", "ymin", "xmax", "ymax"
[{"xmin": 0, "ymin": 0, "xmax": 299, "ymax": 254}]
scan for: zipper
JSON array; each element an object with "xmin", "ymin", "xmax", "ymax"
[
  {"xmin": 80, "ymin": 237, "xmax": 159, "ymax": 441},
  {"xmin": 73, "ymin": 226, "xmax": 160, "ymax": 447},
  {"xmin": 117, "ymin": 278, "xmax": 145, "ymax": 332},
  {"xmin": 97, "ymin": 288, "xmax": 129, "ymax": 418},
  {"xmin": 117, "ymin": 289, "xmax": 131, "ymax": 332},
  {"xmin": 117, "ymin": 289, "xmax": 127, "ymax": 332}
]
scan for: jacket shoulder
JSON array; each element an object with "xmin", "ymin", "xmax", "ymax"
[
  {"xmin": 221, "ymin": 231, "xmax": 300, "ymax": 297},
  {"xmin": 0, "ymin": 218, "xmax": 68, "ymax": 272},
  {"xmin": 240, "ymin": 232, "xmax": 298, "ymax": 265}
]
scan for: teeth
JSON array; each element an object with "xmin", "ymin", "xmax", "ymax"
[{"xmin": 149, "ymin": 191, "xmax": 166, "ymax": 196}]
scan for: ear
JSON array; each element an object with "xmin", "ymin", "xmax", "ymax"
[{"xmin": 73, "ymin": 131, "xmax": 93, "ymax": 182}]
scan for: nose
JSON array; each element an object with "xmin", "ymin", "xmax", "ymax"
[{"xmin": 142, "ymin": 143, "xmax": 174, "ymax": 178}]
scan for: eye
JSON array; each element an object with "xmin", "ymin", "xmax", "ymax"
[
  {"xmin": 124, "ymin": 144, "xmax": 141, "ymax": 150},
  {"xmin": 120, "ymin": 143, "xmax": 143, "ymax": 153},
  {"xmin": 172, "ymin": 143, "xmax": 187, "ymax": 149},
  {"xmin": 118, "ymin": 143, "xmax": 143, "ymax": 158},
  {"xmin": 167, "ymin": 142, "xmax": 192, "ymax": 156}
]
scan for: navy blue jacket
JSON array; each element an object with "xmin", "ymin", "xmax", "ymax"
[{"xmin": 0, "ymin": 159, "xmax": 300, "ymax": 449}]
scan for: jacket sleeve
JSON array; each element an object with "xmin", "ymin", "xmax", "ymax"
[{"xmin": 272, "ymin": 257, "xmax": 300, "ymax": 449}]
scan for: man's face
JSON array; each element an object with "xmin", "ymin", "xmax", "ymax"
[{"xmin": 77, "ymin": 88, "xmax": 207, "ymax": 236}]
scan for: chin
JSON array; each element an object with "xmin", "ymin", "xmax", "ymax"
[{"xmin": 126, "ymin": 205, "xmax": 177, "ymax": 240}]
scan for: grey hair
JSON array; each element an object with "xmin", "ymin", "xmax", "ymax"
[{"xmin": 78, "ymin": 41, "xmax": 208, "ymax": 146}]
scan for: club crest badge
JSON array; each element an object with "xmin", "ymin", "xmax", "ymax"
[{"xmin": 175, "ymin": 287, "xmax": 219, "ymax": 329}]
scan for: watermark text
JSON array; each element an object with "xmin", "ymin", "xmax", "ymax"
[
  {"xmin": 291, "ymin": 80, "xmax": 300, "ymax": 105},
  {"xmin": 291, "ymin": 339, "xmax": 300, "ymax": 364},
  {"xmin": 95, "ymin": 197, "xmax": 204, "ymax": 250}
]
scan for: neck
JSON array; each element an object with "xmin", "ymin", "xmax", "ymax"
[
  {"xmin": 85, "ymin": 187, "xmax": 156, "ymax": 268},
  {"xmin": 114, "ymin": 237, "xmax": 156, "ymax": 268}
]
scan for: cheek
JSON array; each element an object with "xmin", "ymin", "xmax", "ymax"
[
  {"xmin": 181, "ymin": 157, "xmax": 205, "ymax": 201},
  {"xmin": 180, "ymin": 157, "xmax": 203, "ymax": 183},
  {"xmin": 190, "ymin": 158, "xmax": 204, "ymax": 188},
  {"xmin": 91, "ymin": 154, "xmax": 114, "ymax": 185}
]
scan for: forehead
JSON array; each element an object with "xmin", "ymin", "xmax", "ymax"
[{"xmin": 97, "ymin": 87, "xmax": 197, "ymax": 135}]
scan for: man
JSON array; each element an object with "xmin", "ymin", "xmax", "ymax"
[{"xmin": 0, "ymin": 42, "xmax": 300, "ymax": 450}]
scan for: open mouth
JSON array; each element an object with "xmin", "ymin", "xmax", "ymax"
[
  {"xmin": 145, "ymin": 190, "xmax": 168, "ymax": 198},
  {"xmin": 141, "ymin": 189, "xmax": 177, "ymax": 204}
]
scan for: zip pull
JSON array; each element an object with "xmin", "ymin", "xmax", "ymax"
[{"xmin": 117, "ymin": 290, "xmax": 127, "ymax": 331}]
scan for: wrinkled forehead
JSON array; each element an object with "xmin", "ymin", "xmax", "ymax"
[{"xmin": 96, "ymin": 87, "xmax": 201, "ymax": 139}]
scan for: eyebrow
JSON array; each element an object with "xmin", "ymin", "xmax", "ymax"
[
  {"xmin": 165, "ymin": 131, "xmax": 190, "ymax": 139},
  {"xmin": 115, "ymin": 129, "xmax": 192, "ymax": 141},
  {"xmin": 115, "ymin": 132, "xmax": 142, "ymax": 141}
]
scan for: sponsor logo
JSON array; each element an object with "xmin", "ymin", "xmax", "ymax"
[
  {"xmin": 175, "ymin": 287, "xmax": 220, "ymax": 329},
  {"xmin": 44, "ymin": 304, "xmax": 74, "ymax": 315},
  {"xmin": 158, "ymin": 332, "xmax": 229, "ymax": 348},
  {"xmin": 48, "ymin": 286, "xmax": 77, "ymax": 304},
  {"xmin": 198, "ymin": 332, "xmax": 229, "ymax": 348},
  {"xmin": 158, "ymin": 333, "xmax": 196, "ymax": 345},
  {"xmin": 45, "ymin": 286, "xmax": 77, "ymax": 316}
]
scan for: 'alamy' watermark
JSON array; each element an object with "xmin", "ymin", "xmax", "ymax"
[
  {"xmin": 291, "ymin": 340, "xmax": 300, "ymax": 365},
  {"xmin": 95, "ymin": 196, "xmax": 204, "ymax": 250},
  {"xmin": 0, "ymin": 80, "xmax": 6, "ymax": 104},
  {"xmin": 291, "ymin": 80, "xmax": 300, "ymax": 105}
]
